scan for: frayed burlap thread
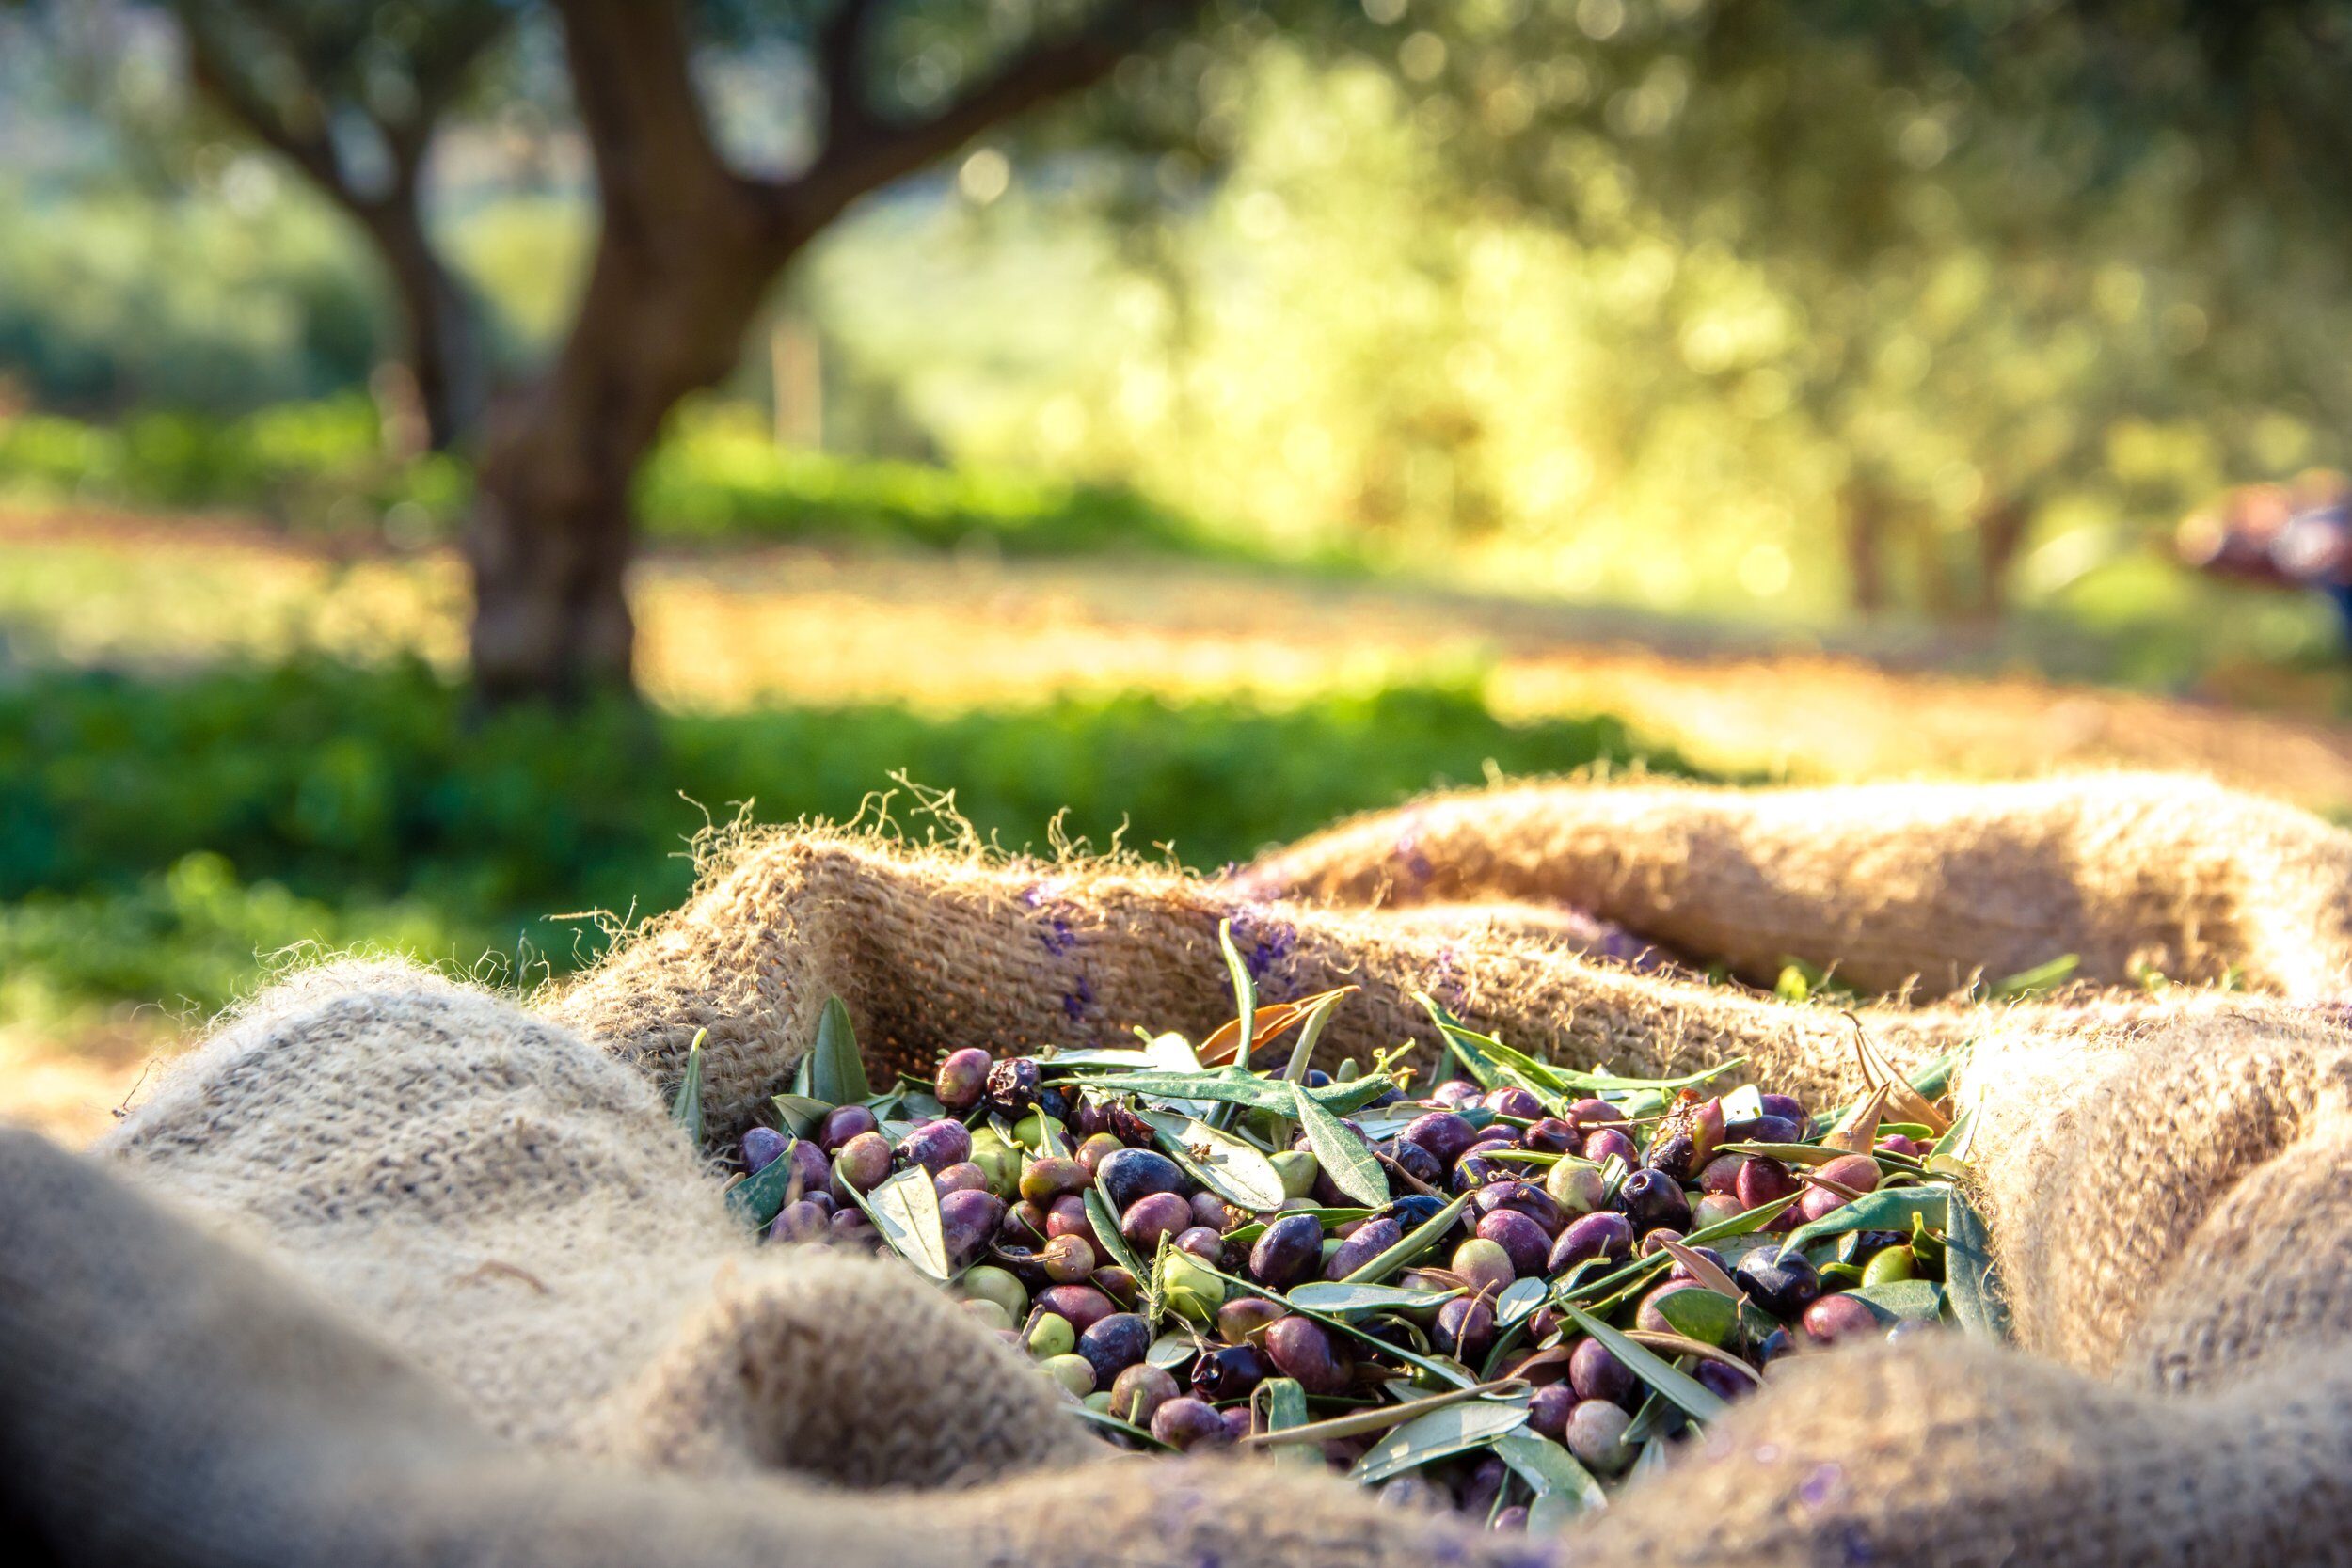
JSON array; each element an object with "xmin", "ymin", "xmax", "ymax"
[{"xmin": 11, "ymin": 773, "xmax": 2352, "ymax": 1566}]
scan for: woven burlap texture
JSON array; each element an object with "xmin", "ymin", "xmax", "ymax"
[{"xmin": 6, "ymin": 771, "xmax": 2350, "ymax": 1567}]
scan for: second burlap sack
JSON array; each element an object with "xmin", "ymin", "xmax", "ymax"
[{"xmin": 8, "ymin": 771, "xmax": 2352, "ymax": 1567}]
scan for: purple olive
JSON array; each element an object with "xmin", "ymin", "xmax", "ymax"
[
  {"xmin": 1475, "ymin": 1180, "xmax": 1565, "ymax": 1236},
  {"xmin": 1549, "ymin": 1212, "xmax": 1634, "ymax": 1273},
  {"xmin": 1109, "ymin": 1364, "xmax": 1180, "ymax": 1426},
  {"xmin": 1568, "ymin": 1336, "xmax": 1638, "ymax": 1406},
  {"xmin": 1120, "ymin": 1192, "xmax": 1192, "ymax": 1252},
  {"xmin": 1476, "ymin": 1209, "xmax": 1552, "ymax": 1278},
  {"xmin": 827, "ymin": 1208, "xmax": 874, "ymax": 1243},
  {"xmin": 1665, "ymin": 1244, "xmax": 1728, "ymax": 1284},
  {"xmin": 935, "ymin": 1047, "xmax": 993, "ymax": 1113},
  {"xmin": 1174, "ymin": 1226, "xmax": 1226, "ymax": 1264},
  {"xmin": 933, "ymin": 1161, "xmax": 991, "ymax": 1196},
  {"xmin": 1096, "ymin": 1148, "xmax": 1188, "ymax": 1211},
  {"xmin": 1737, "ymin": 1156, "xmax": 1801, "ymax": 1211},
  {"xmin": 1743, "ymin": 1114, "xmax": 1804, "ymax": 1145},
  {"xmin": 1263, "ymin": 1315, "xmax": 1351, "ymax": 1394},
  {"xmin": 768, "ymin": 1197, "xmax": 829, "ymax": 1243},
  {"xmin": 1191, "ymin": 1191, "xmax": 1235, "ymax": 1232},
  {"xmin": 818, "ymin": 1103, "xmax": 880, "ymax": 1153},
  {"xmin": 1802, "ymin": 1292, "xmax": 1881, "ymax": 1347},
  {"xmin": 897, "ymin": 1118, "xmax": 973, "ymax": 1175},
  {"xmin": 1077, "ymin": 1312, "xmax": 1153, "ymax": 1386},
  {"xmin": 1324, "ymin": 1217, "xmax": 1403, "ymax": 1279},
  {"xmin": 985, "ymin": 1057, "xmax": 1042, "ymax": 1116},
  {"xmin": 1019, "ymin": 1156, "xmax": 1091, "ymax": 1206},
  {"xmin": 1452, "ymin": 1153, "xmax": 1510, "ymax": 1193},
  {"xmin": 1696, "ymin": 1154, "xmax": 1748, "ymax": 1196},
  {"xmin": 1482, "ymin": 1086, "xmax": 1545, "ymax": 1121},
  {"xmin": 831, "ymin": 1131, "xmax": 893, "ymax": 1194},
  {"xmin": 1567, "ymin": 1098, "xmax": 1626, "ymax": 1128},
  {"xmin": 1038, "ymin": 1232, "xmax": 1096, "ymax": 1283},
  {"xmin": 1582, "ymin": 1129, "xmax": 1639, "ymax": 1167},
  {"xmin": 1521, "ymin": 1117, "xmax": 1580, "ymax": 1154},
  {"xmin": 1398, "ymin": 1112, "xmax": 1479, "ymax": 1168},
  {"xmin": 1431, "ymin": 1080, "xmax": 1482, "ymax": 1108},
  {"xmin": 1613, "ymin": 1168, "xmax": 1691, "ymax": 1232},
  {"xmin": 1759, "ymin": 1092, "xmax": 1806, "ymax": 1123},
  {"xmin": 1693, "ymin": 1357, "xmax": 1754, "ymax": 1401},
  {"xmin": 938, "ymin": 1189, "xmax": 1006, "ymax": 1264},
  {"xmin": 1460, "ymin": 1454, "xmax": 1509, "ymax": 1518},
  {"xmin": 1190, "ymin": 1343, "xmax": 1266, "ymax": 1402},
  {"xmin": 785, "ymin": 1138, "xmax": 830, "ymax": 1196},
  {"xmin": 1036, "ymin": 1284, "xmax": 1117, "ymax": 1336},
  {"xmin": 1250, "ymin": 1212, "xmax": 1326, "ymax": 1290},
  {"xmin": 1435, "ymin": 1296, "xmax": 1495, "ymax": 1362},
  {"xmin": 1044, "ymin": 1195, "xmax": 1104, "ymax": 1250},
  {"xmin": 1000, "ymin": 1199, "xmax": 1050, "ymax": 1244},
  {"xmin": 1733, "ymin": 1248, "xmax": 1821, "ymax": 1318},
  {"xmin": 1492, "ymin": 1506, "xmax": 1529, "ymax": 1532},
  {"xmin": 1218, "ymin": 1296, "xmax": 1285, "ymax": 1344},
  {"xmin": 1150, "ymin": 1396, "xmax": 1232, "ymax": 1451},
  {"xmin": 740, "ymin": 1127, "xmax": 788, "ymax": 1173},
  {"xmin": 1528, "ymin": 1382, "xmax": 1576, "ymax": 1438}
]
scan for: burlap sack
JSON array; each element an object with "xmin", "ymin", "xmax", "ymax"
[{"xmin": 7, "ymin": 773, "xmax": 2351, "ymax": 1566}]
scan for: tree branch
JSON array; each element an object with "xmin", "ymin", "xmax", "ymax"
[
  {"xmin": 785, "ymin": 0, "xmax": 1206, "ymax": 229},
  {"xmin": 817, "ymin": 0, "xmax": 878, "ymax": 150}
]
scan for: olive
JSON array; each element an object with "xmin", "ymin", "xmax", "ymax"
[
  {"xmin": 1566, "ymin": 1098, "xmax": 1626, "ymax": 1128},
  {"xmin": 1302, "ymin": 1069, "xmax": 1333, "ymax": 1088},
  {"xmin": 897, "ymin": 1118, "xmax": 973, "ymax": 1176},
  {"xmin": 933, "ymin": 1161, "xmax": 991, "ymax": 1196},
  {"xmin": 785, "ymin": 1138, "xmax": 831, "ymax": 1197},
  {"xmin": 1218, "ymin": 1407, "xmax": 1255, "ymax": 1444},
  {"xmin": 1759, "ymin": 1092, "xmax": 1806, "ymax": 1123},
  {"xmin": 1482, "ymin": 1086, "xmax": 1545, "ymax": 1121},
  {"xmin": 1459, "ymin": 1454, "xmax": 1509, "ymax": 1519},
  {"xmin": 740, "ymin": 1127, "xmax": 788, "ymax": 1173},
  {"xmin": 1091, "ymin": 1266, "xmax": 1140, "ymax": 1305},
  {"xmin": 818, "ymin": 1103, "xmax": 880, "ymax": 1153},
  {"xmin": 1190, "ymin": 1343, "xmax": 1266, "ymax": 1402},
  {"xmin": 1268, "ymin": 1149, "xmax": 1321, "ymax": 1198},
  {"xmin": 1025, "ymin": 1312, "xmax": 1076, "ymax": 1359},
  {"xmin": 999, "ymin": 1199, "xmax": 1050, "ymax": 1244},
  {"xmin": 1263, "ymin": 1315, "xmax": 1351, "ymax": 1394},
  {"xmin": 938, "ymin": 1189, "xmax": 1006, "ymax": 1265},
  {"xmin": 1665, "ymin": 1244, "xmax": 1728, "ymax": 1284},
  {"xmin": 1398, "ymin": 1112, "xmax": 1479, "ymax": 1169},
  {"xmin": 1450, "ymin": 1237, "xmax": 1516, "ymax": 1299},
  {"xmin": 1077, "ymin": 1312, "xmax": 1153, "ymax": 1386},
  {"xmin": 1039, "ymin": 1232, "xmax": 1096, "ymax": 1283},
  {"xmin": 985, "ymin": 1057, "xmax": 1042, "ymax": 1117},
  {"xmin": 1796, "ymin": 1186, "xmax": 1849, "ymax": 1224},
  {"xmin": 1377, "ymin": 1476, "xmax": 1450, "ymax": 1513},
  {"xmin": 1476, "ymin": 1209, "xmax": 1552, "ymax": 1278},
  {"xmin": 1451, "ymin": 1154, "xmax": 1509, "ymax": 1193},
  {"xmin": 1568, "ymin": 1336, "xmax": 1637, "ymax": 1406},
  {"xmin": 1733, "ymin": 1247, "xmax": 1822, "ymax": 1318},
  {"xmin": 1036, "ymin": 1087, "xmax": 1072, "ymax": 1126},
  {"xmin": 1174, "ymin": 1226, "xmax": 1227, "ymax": 1265},
  {"xmin": 1521, "ymin": 1117, "xmax": 1580, "ymax": 1154},
  {"xmin": 1120, "ymin": 1192, "xmax": 1193, "ymax": 1252},
  {"xmin": 1324, "ymin": 1217, "xmax": 1403, "ymax": 1279},
  {"xmin": 935, "ymin": 1047, "xmax": 993, "ymax": 1113},
  {"xmin": 1565, "ymin": 1399, "xmax": 1635, "ymax": 1476},
  {"xmin": 963, "ymin": 1298, "xmax": 1015, "ymax": 1334},
  {"xmin": 1434, "ymin": 1296, "xmax": 1495, "ymax": 1362},
  {"xmin": 1691, "ymin": 1193, "xmax": 1744, "ymax": 1230},
  {"xmin": 1109, "ymin": 1363, "xmax": 1181, "ymax": 1426},
  {"xmin": 1549, "ymin": 1212, "xmax": 1634, "ymax": 1273},
  {"xmin": 1862, "ymin": 1244, "xmax": 1915, "ymax": 1286},
  {"xmin": 1250, "ymin": 1212, "xmax": 1326, "ymax": 1289},
  {"xmin": 1019, "ymin": 1156, "xmax": 1092, "ymax": 1206},
  {"xmin": 1696, "ymin": 1154, "xmax": 1747, "ymax": 1196},
  {"xmin": 1491, "ymin": 1506, "xmax": 1529, "ymax": 1532},
  {"xmin": 1613, "ymin": 1168, "xmax": 1691, "ymax": 1232},
  {"xmin": 1743, "ymin": 1114, "xmax": 1804, "ymax": 1145},
  {"xmin": 1693, "ymin": 1357, "xmax": 1754, "ymax": 1402},
  {"xmin": 1582, "ymin": 1129, "xmax": 1640, "ymax": 1168},
  {"xmin": 1802, "ymin": 1291, "xmax": 1881, "ymax": 1347},
  {"xmin": 1150, "ymin": 1396, "xmax": 1232, "ymax": 1451},
  {"xmin": 1736, "ymin": 1156, "xmax": 1800, "ymax": 1211},
  {"xmin": 1036, "ymin": 1284, "xmax": 1117, "ymax": 1336},
  {"xmin": 1816, "ymin": 1153, "xmax": 1883, "ymax": 1194},
  {"xmin": 1096, "ymin": 1148, "xmax": 1188, "ymax": 1211},
  {"xmin": 1217, "ymin": 1296, "xmax": 1285, "ymax": 1344},
  {"xmin": 1431, "ymin": 1080, "xmax": 1482, "ymax": 1108},
  {"xmin": 768, "ymin": 1197, "xmax": 829, "ymax": 1243},
  {"xmin": 831, "ymin": 1131, "xmax": 893, "ymax": 1195},
  {"xmin": 1527, "ymin": 1382, "xmax": 1576, "ymax": 1439},
  {"xmin": 1477, "ymin": 1180, "xmax": 1566, "ymax": 1236},
  {"xmin": 1638, "ymin": 1227, "xmax": 1686, "ymax": 1257},
  {"xmin": 1877, "ymin": 1133, "xmax": 1925, "ymax": 1157},
  {"xmin": 1075, "ymin": 1132, "xmax": 1127, "ymax": 1175},
  {"xmin": 1753, "ymin": 1325, "xmax": 1798, "ymax": 1365},
  {"xmin": 1158, "ymin": 1252, "xmax": 1226, "ymax": 1323},
  {"xmin": 1383, "ymin": 1139, "xmax": 1445, "ymax": 1187},
  {"xmin": 1039, "ymin": 1353, "xmax": 1096, "ymax": 1397},
  {"xmin": 1387, "ymin": 1193, "xmax": 1446, "ymax": 1230},
  {"xmin": 1043, "ymin": 1195, "xmax": 1102, "ymax": 1249},
  {"xmin": 1545, "ymin": 1159, "xmax": 1608, "ymax": 1215},
  {"xmin": 1191, "ymin": 1191, "xmax": 1237, "ymax": 1232},
  {"xmin": 961, "ymin": 1265, "xmax": 1026, "ymax": 1322},
  {"xmin": 1636, "ymin": 1280, "xmax": 1731, "ymax": 1343}
]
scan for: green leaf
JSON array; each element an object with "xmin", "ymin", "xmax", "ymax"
[
  {"xmin": 848, "ymin": 1165, "xmax": 951, "ymax": 1281},
  {"xmin": 1341, "ymin": 1191, "xmax": 1475, "ymax": 1285},
  {"xmin": 1652, "ymin": 1287, "xmax": 1739, "ymax": 1346},
  {"xmin": 1147, "ymin": 1331, "xmax": 1199, "ymax": 1370},
  {"xmin": 1038, "ymin": 1049, "xmax": 1158, "ymax": 1069},
  {"xmin": 1348, "ymin": 1400, "xmax": 1531, "ymax": 1485},
  {"xmin": 1292, "ymin": 1083, "xmax": 1390, "ymax": 1207},
  {"xmin": 1136, "ymin": 1108, "xmax": 1288, "ymax": 1210},
  {"xmin": 1496, "ymin": 1275, "xmax": 1550, "ymax": 1328},
  {"xmin": 1559, "ymin": 1305, "xmax": 1728, "ymax": 1423},
  {"xmin": 724, "ymin": 1147, "xmax": 799, "ymax": 1228},
  {"xmin": 1846, "ymin": 1279, "xmax": 1944, "ymax": 1323},
  {"xmin": 1777, "ymin": 1186, "xmax": 1950, "ymax": 1259},
  {"xmin": 1288, "ymin": 1282, "xmax": 1458, "ymax": 1315},
  {"xmin": 1260, "ymin": 1377, "xmax": 1311, "ymax": 1434},
  {"xmin": 806, "ymin": 997, "xmax": 869, "ymax": 1108},
  {"xmin": 1490, "ymin": 1431, "xmax": 1608, "ymax": 1526},
  {"xmin": 1060, "ymin": 1069, "xmax": 1393, "ymax": 1117},
  {"xmin": 771, "ymin": 1094, "xmax": 834, "ymax": 1138},
  {"xmin": 1219, "ymin": 918, "xmax": 1258, "ymax": 1071},
  {"xmin": 670, "ymin": 1029, "xmax": 707, "ymax": 1145},
  {"xmin": 1072, "ymin": 1404, "xmax": 1174, "ymax": 1450},
  {"xmin": 1281, "ymin": 990, "xmax": 1346, "ymax": 1084},
  {"xmin": 1086, "ymin": 1182, "xmax": 1144, "ymax": 1276},
  {"xmin": 1991, "ymin": 952, "xmax": 2079, "ymax": 998},
  {"xmin": 1193, "ymin": 1259, "xmax": 1473, "ymax": 1387},
  {"xmin": 1560, "ymin": 1193, "xmax": 1799, "ymax": 1308},
  {"xmin": 1941, "ymin": 1183, "xmax": 2011, "ymax": 1340}
]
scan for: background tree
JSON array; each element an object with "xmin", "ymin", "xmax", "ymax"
[{"xmin": 165, "ymin": 1, "xmax": 513, "ymax": 451}]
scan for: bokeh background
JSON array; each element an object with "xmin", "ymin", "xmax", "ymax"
[{"xmin": 7, "ymin": 0, "xmax": 2352, "ymax": 1135}]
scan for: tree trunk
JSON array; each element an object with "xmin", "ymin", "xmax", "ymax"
[
  {"xmin": 468, "ymin": 194, "xmax": 792, "ymax": 704},
  {"xmin": 358, "ymin": 195, "xmax": 486, "ymax": 454},
  {"xmin": 1971, "ymin": 493, "xmax": 2033, "ymax": 619},
  {"xmin": 1842, "ymin": 481, "xmax": 1890, "ymax": 614}
]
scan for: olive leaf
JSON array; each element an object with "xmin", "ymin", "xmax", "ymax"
[
  {"xmin": 1147, "ymin": 1330, "xmax": 1200, "ymax": 1370},
  {"xmin": 847, "ymin": 1165, "xmax": 951, "ymax": 1282},
  {"xmin": 1776, "ymin": 1186, "xmax": 1950, "ymax": 1259},
  {"xmin": 771, "ymin": 1094, "xmax": 834, "ymax": 1138},
  {"xmin": 1135, "ymin": 1108, "xmax": 1288, "ymax": 1210},
  {"xmin": 724, "ymin": 1144, "xmax": 799, "ymax": 1228},
  {"xmin": 1072, "ymin": 1404, "xmax": 1174, "ymax": 1450},
  {"xmin": 1280, "ymin": 988, "xmax": 1353, "ymax": 1083},
  {"xmin": 1990, "ymin": 952, "xmax": 2078, "ymax": 999},
  {"xmin": 1651, "ymin": 1288, "xmax": 1740, "ymax": 1347},
  {"xmin": 806, "ymin": 997, "xmax": 869, "ymax": 1108},
  {"xmin": 1292, "ymin": 1083, "xmax": 1391, "ymax": 1207},
  {"xmin": 1222, "ymin": 1207, "xmax": 1378, "ymax": 1247},
  {"xmin": 670, "ymin": 1029, "xmax": 707, "ymax": 1146},
  {"xmin": 1086, "ymin": 1182, "xmax": 1145, "ymax": 1276},
  {"xmin": 1492, "ymin": 1431, "xmax": 1610, "ymax": 1528},
  {"xmin": 1654, "ymin": 1237, "xmax": 1742, "ymax": 1300},
  {"xmin": 1348, "ymin": 1400, "xmax": 1532, "ymax": 1485},
  {"xmin": 1288, "ymin": 1282, "xmax": 1459, "ymax": 1315},
  {"xmin": 1820, "ymin": 1082, "xmax": 1890, "ymax": 1156},
  {"xmin": 1845, "ymin": 1278, "xmax": 1944, "ymax": 1323},
  {"xmin": 1560, "ymin": 1305, "xmax": 1728, "ymax": 1422},
  {"xmin": 1057, "ymin": 1069, "xmax": 1394, "ymax": 1117},
  {"xmin": 1495, "ymin": 1275, "xmax": 1550, "ymax": 1328},
  {"xmin": 1340, "ymin": 1191, "xmax": 1474, "ymax": 1285},
  {"xmin": 1560, "ymin": 1193, "xmax": 1797, "ymax": 1310},
  {"xmin": 1941, "ymin": 1182, "xmax": 2012, "ymax": 1340},
  {"xmin": 1218, "ymin": 918, "xmax": 1258, "ymax": 1071},
  {"xmin": 1845, "ymin": 1016, "xmax": 1951, "ymax": 1134}
]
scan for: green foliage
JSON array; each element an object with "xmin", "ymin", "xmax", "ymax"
[{"xmin": 0, "ymin": 658, "xmax": 1700, "ymax": 1016}]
